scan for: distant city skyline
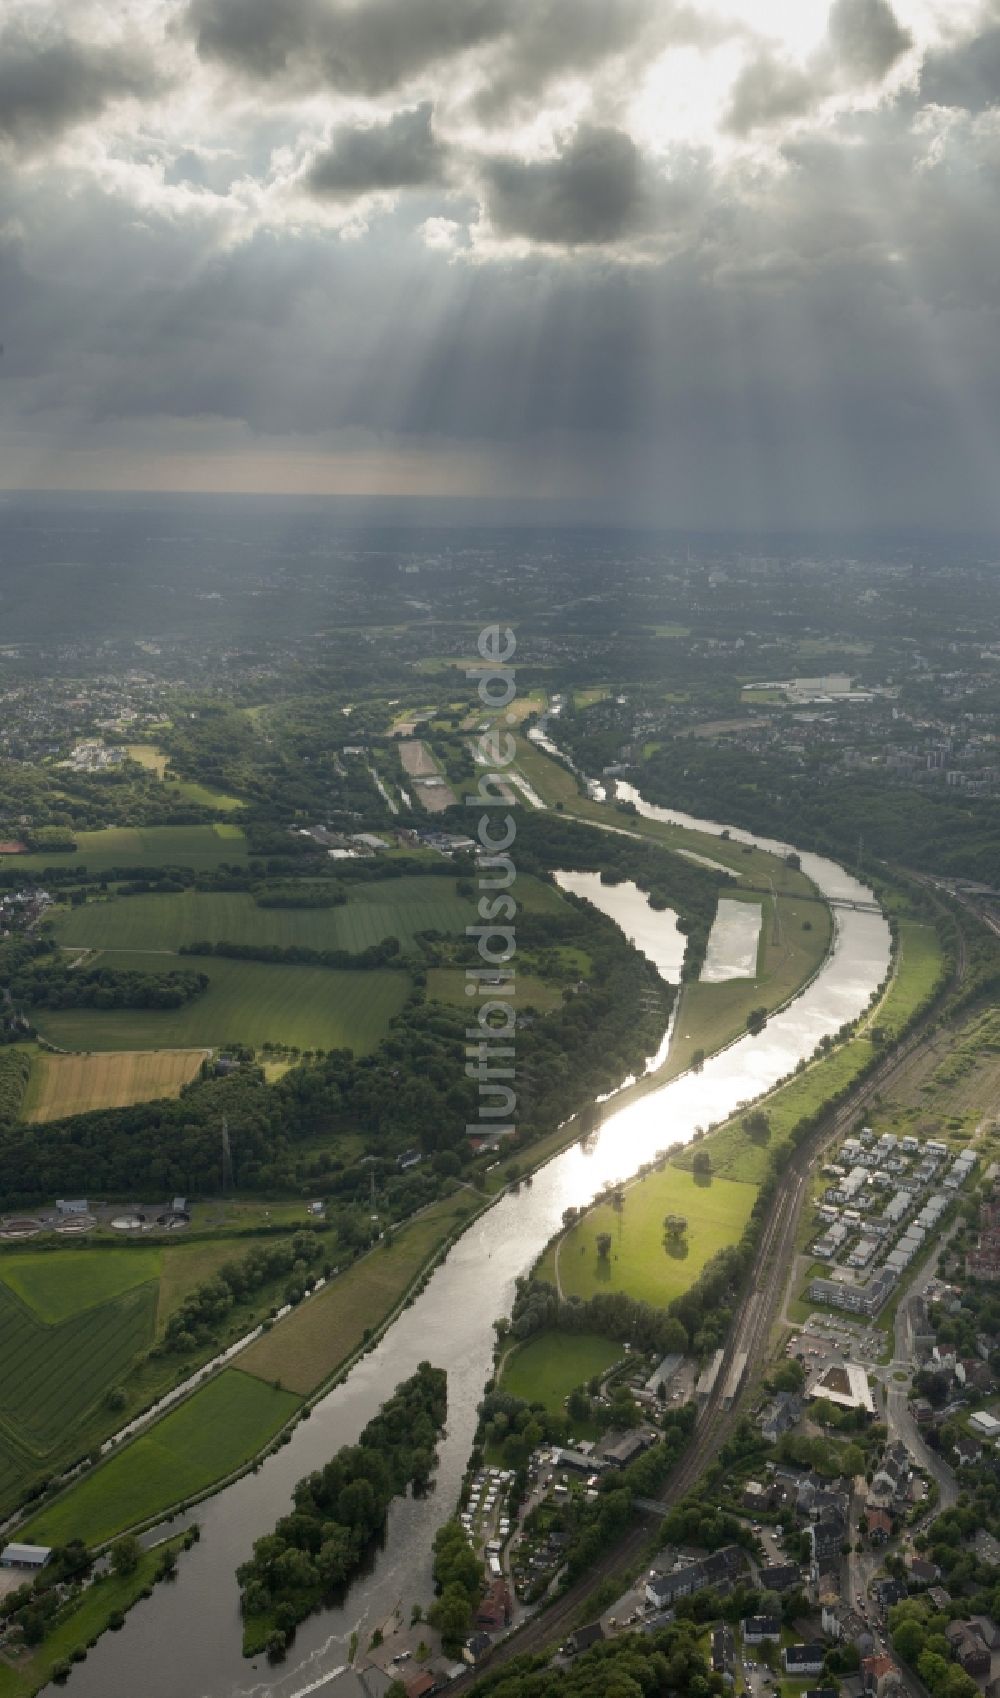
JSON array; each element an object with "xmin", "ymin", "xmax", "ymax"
[{"xmin": 2, "ymin": 0, "xmax": 1000, "ymax": 530}]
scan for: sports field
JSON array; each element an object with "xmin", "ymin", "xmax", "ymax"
[
  {"xmin": 22, "ymin": 1369, "xmax": 299, "ymax": 1548},
  {"xmin": 536, "ymin": 1166, "xmax": 757, "ymax": 1307},
  {"xmin": 23, "ymin": 1049, "xmax": 207, "ymax": 1122},
  {"xmin": 500, "ymin": 1331, "xmax": 623, "ymax": 1415},
  {"xmin": 32, "ymin": 957, "xmax": 409, "ymax": 1054},
  {"xmin": 11, "ymin": 823, "xmax": 249, "ymax": 875},
  {"xmin": 54, "ymin": 875, "xmax": 474, "ymax": 953},
  {"xmin": 239, "ymin": 1191, "xmax": 481, "ymax": 1394}
]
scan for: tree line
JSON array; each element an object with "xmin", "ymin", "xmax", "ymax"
[{"xmin": 158, "ymin": 1231, "xmax": 325, "ymax": 1354}]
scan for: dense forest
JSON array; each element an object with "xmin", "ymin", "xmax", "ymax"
[{"xmin": 237, "ymin": 1363, "xmax": 447, "ymax": 1656}]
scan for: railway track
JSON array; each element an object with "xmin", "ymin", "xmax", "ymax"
[{"xmin": 451, "ymin": 899, "xmax": 977, "ymax": 1687}]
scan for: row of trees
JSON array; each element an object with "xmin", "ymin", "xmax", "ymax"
[
  {"xmin": 0, "ymin": 1049, "xmax": 30, "ymax": 1130},
  {"xmin": 159, "ymin": 1230, "xmax": 325, "ymax": 1354},
  {"xmin": 177, "ymin": 936, "xmax": 403, "ymax": 970}
]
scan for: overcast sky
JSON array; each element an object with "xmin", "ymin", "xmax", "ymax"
[{"xmin": 2, "ymin": 0, "xmax": 1000, "ymax": 529}]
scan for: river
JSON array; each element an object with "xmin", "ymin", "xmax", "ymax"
[{"xmin": 62, "ymin": 776, "xmax": 890, "ymax": 1698}]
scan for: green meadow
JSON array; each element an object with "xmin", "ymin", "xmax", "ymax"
[
  {"xmin": 23, "ymin": 1370, "xmax": 299, "ymax": 1548},
  {"xmin": 537, "ymin": 1166, "xmax": 758, "ymax": 1307},
  {"xmin": 10, "ymin": 824, "xmax": 249, "ymax": 875},
  {"xmin": 54, "ymin": 875, "xmax": 474, "ymax": 953},
  {"xmin": 500, "ymin": 1331, "xmax": 624, "ymax": 1416},
  {"xmin": 32, "ymin": 956, "xmax": 409, "ymax": 1053}
]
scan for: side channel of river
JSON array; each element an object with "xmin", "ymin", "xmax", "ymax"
[{"xmin": 64, "ymin": 784, "xmax": 890, "ymax": 1698}]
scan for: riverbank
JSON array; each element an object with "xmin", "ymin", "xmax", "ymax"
[{"xmin": 42, "ymin": 776, "xmax": 891, "ymax": 1698}]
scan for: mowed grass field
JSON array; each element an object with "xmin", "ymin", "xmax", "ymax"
[
  {"xmin": 32, "ymin": 956, "xmax": 409, "ymax": 1053},
  {"xmin": 23, "ymin": 1049, "xmax": 207, "ymax": 1121},
  {"xmin": 11, "ymin": 823, "xmax": 249, "ymax": 875},
  {"xmin": 426, "ymin": 966, "xmax": 563, "ymax": 1013},
  {"xmin": 537, "ymin": 1166, "xmax": 757, "ymax": 1307},
  {"xmin": 23, "ymin": 1370, "xmax": 299, "ymax": 1548},
  {"xmin": 54, "ymin": 875, "xmax": 474, "ymax": 953},
  {"xmin": 501, "ymin": 1331, "xmax": 623, "ymax": 1416},
  {"xmin": 239, "ymin": 1191, "xmax": 482, "ymax": 1395}
]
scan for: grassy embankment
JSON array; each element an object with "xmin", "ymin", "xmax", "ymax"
[
  {"xmin": 481, "ymin": 735, "xmax": 834, "ymax": 1193},
  {"xmin": 0, "ymin": 1534, "xmax": 189, "ymax": 1698}
]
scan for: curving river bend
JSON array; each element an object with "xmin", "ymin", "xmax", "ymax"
[{"xmin": 63, "ymin": 782, "xmax": 890, "ymax": 1698}]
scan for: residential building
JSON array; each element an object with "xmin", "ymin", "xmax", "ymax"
[
  {"xmin": 743, "ymin": 1617, "xmax": 782, "ymax": 1645},
  {"xmin": 784, "ymin": 1646, "xmax": 826, "ymax": 1677},
  {"xmin": 945, "ymin": 1623, "xmax": 991, "ymax": 1678},
  {"xmin": 759, "ymin": 1564, "xmax": 801, "ymax": 1594},
  {"xmin": 862, "ymin": 1654, "xmax": 901, "ymax": 1696}
]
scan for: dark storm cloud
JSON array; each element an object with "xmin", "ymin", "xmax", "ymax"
[
  {"xmin": 827, "ymin": 0, "xmax": 912, "ymax": 81},
  {"xmin": 307, "ymin": 104, "xmax": 446, "ymax": 197},
  {"xmin": 920, "ymin": 20, "xmax": 1000, "ymax": 111},
  {"xmin": 0, "ymin": 21, "xmax": 155, "ymax": 148},
  {"xmin": 482, "ymin": 125, "xmax": 644, "ymax": 246},
  {"xmin": 469, "ymin": 0, "xmax": 665, "ymax": 123},
  {"xmin": 185, "ymin": 0, "xmax": 512, "ymax": 95}
]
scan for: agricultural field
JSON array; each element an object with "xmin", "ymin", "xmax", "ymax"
[
  {"xmin": 126, "ymin": 743, "xmax": 168, "ymax": 776},
  {"xmin": 0, "ymin": 1242, "xmax": 315, "ymax": 1514},
  {"xmin": 11, "ymin": 824, "xmax": 249, "ymax": 875},
  {"xmin": 500, "ymin": 1331, "xmax": 623, "ymax": 1417},
  {"xmin": 536, "ymin": 1166, "xmax": 757, "ymax": 1308},
  {"xmin": 0, "ymin": 1274, "xmax": 157, "ymax": 1511},
  {"xmin": 22, "ymin": 1049, "xmax": 207, "ymax": 1122},
  {"xmin": 53, "ymin": 875, "xmax": 475, "ymax": 953},
  {"xmin": 238, "ymin": 1190, "xmax": 482, "ymax": 1395},
  {"xmin": 0, "ymin": 1250, "xmax": 163, "ymax": 1322},
  {"xmin": 32, "ymin": 955, "xmax": 409, "ymax": 1054},
  {"xmin": 22, "ymin": 1370, "xmax": 299, "ymax": 1548}
]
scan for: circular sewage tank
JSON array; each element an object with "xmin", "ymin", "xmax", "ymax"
[
  {"xmin": 55, "ymin": 1215, "xmax": 96, "ymax": 1234},
  {"xmin": 111, "ymin": 1214, "xmax": 145, "ymax": 1232},
  {"xmin": 0, "ymin": 1217, "xmax": 41, "ymax": 1238}
]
